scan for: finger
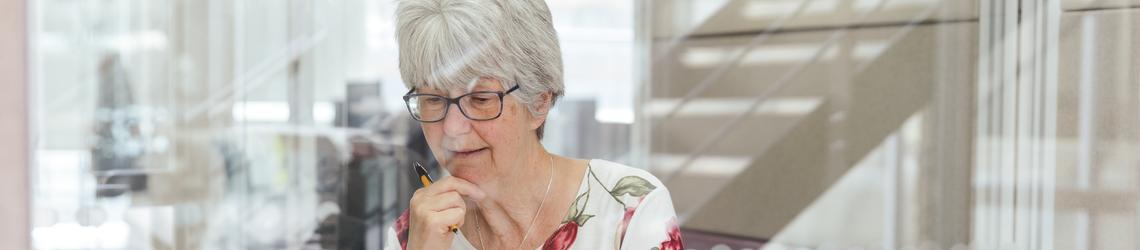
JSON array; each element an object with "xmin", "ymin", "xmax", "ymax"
[
  {"xmin": 429, "ymin": 207, "xmax": 467, "ymax": 234},
  {"xmin": 429, "ymin": 176, "xmax": 486, "ymax": 200},
  {"xmin": 421, "ymin": 192, "xmax": 465, "ymax": 212}
]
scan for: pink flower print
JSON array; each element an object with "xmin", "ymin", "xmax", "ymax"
[
  {"xmin": 394, "ymin": 210, "xmax": 410, "ymax": 250},
  {"xmin": 659, "ymin": 218, "xmax": 683, "ymax": 250},
  {"xmin": 542, "ymin": 221, "xmax": 580, "ymax": 250}
]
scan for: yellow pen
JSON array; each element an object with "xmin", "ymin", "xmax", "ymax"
[{"xmin": 413, "ymin": 162, "xmax": 459, "ymax": 233}]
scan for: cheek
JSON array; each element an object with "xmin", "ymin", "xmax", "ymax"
[
  {"xmin": 420, "ymin": 124, "xmax": 446, "ymax": 158},
  {"xmin": 421, "ymin": 123, "xmax": 443, "ymax": 142},
  {"xmin": 478, "ymin": 105, "xmax": 527, "ymax": 148},
  {"xmin": 505, "ymin": 102, "xmax": 531, "ymax": 128},
  {"xmin": 472, "ymin": 120, "xmax": 508, "ymax": 148},
  {"xmin": 504, "ymin": 103, "xmax": 533, "ymax": 134}
]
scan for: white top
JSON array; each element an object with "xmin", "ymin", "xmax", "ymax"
[{"xmin": 385, "ymin": 159, "xmax": 684, "ymax": 250}]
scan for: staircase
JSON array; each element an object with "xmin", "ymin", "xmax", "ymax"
[{"xmin": 643, "ymin": 0, "xmax": 978, "ymax": 242}]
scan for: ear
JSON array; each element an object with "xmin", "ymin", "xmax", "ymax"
[{"xmin": 528, "ymin": 91, "xmax": 553, "ymax": 130}]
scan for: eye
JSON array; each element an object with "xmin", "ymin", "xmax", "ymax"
[
  {"xmin": 466, "ymin": 93, "xmax": 499, "ymax": 106},
  {"xmin": 422, "ymin": 96, "xmax": 446, "ymax": 105}
]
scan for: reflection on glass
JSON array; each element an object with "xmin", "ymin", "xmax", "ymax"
[
  {"xmin": 647, "ymin": 0, "xmax": 1136, "ymax": 249},
  {"xmin": 31, "ymin": 0, "xmax": 636, "ymax": 249},
  {"xmin": 29, "ymin": 0, "xmax": 1138, "ymax": 249}
]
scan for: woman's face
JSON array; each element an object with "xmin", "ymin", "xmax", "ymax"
[{"xmin": 417, "ymin": 78, "xmax": 543, "ymax": 186}]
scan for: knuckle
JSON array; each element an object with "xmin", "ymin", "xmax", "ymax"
[
  {"xmin": 409, "ymin": 195, "xmax": 423, "ymax": 207},
  {"xmin": 410, "ymin": 191, "xmax": 422, "ymax": 203}
]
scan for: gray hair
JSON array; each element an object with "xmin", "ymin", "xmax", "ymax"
[{"xmin": 395, "ymin": 0, "xmax": 564, "ymax": 139}]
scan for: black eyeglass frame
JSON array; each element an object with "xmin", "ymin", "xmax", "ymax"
[{"xmin": 402, "ymin": 85, "xmax": 521, "ymax": 123}]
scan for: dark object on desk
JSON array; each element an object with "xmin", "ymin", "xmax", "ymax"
[
  {"xmin": 330, "ymin": 81, "xmax": 438, "ymax": 250},
  {"xmin": 91, "ymin": 54, "xmax": 148, "ymax": 198},
  {"xmin": 680, "ymin": 228, "xmax": 768, "ymax": 250}
]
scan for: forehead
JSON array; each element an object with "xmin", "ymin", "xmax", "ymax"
[{"xmin": 415, "ymin": 77, "xmax": 504, "ymax": 94}]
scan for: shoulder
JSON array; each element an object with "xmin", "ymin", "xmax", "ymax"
[
  {"xmin": 583, "ymin": 160, "xmax": 682, "ymax": 250},
  {"xmin": 586, "ymin": 159, "xmax": 667, "ymax": 193},
  {"xmin": 584, "ymin": 159, "xmax": 675, "ymax": 219}
]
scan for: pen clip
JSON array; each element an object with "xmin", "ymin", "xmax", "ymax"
[{"xmin": 413, "ymin": 162, "xmax": 432, "ymax": 188}]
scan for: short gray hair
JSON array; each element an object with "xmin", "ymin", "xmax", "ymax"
[{"xmin": 395, "ymin": 0, "xmax": 564, "ymax": 139}]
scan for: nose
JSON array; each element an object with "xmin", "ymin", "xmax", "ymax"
[{"xmin": 441, "ymin": 102, "xmax": 473, "ymax": 136}]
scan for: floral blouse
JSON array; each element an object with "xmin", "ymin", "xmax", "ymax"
[{"xmin": 386, "ymin": 159, "xmax": 684, "ymax": 250}]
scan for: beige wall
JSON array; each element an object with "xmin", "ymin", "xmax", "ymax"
[{"xmin": 0, "ymin": 0, "xmax": 30, "ymax": 249}]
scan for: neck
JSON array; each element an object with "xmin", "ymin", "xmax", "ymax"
[
  {"xmin": 468, "ymin": 144, "xmax": 556, "ymax": 247},
  {"xmin": 462, "ymin": 136, "xmax": 592, "ymax": 249}
]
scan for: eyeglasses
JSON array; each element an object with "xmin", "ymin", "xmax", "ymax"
[{"xmin": 402, "ymin": 85, "xmax": 520, "ymax": 123}]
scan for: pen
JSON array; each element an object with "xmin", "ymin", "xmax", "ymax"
[{"xmin": 413, "ymin": 162, "xmax": 459, "ymax": 233}]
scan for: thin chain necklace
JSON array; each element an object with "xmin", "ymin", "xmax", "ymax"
[{"xmin": 474, "ymin": 155, "xmax": 555, "ymax": 250}]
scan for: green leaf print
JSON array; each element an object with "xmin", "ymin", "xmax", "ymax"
[
  {"xmin": 573, "ymin": 214, "xmax": 594, "ymax": 225},
  {"xmin": 609, "ymin": 176, "xmax": 657, "ymax": 198},
  {"xmin": 565, "ymin": 192, "xmax": 587, "ymax": 223}
]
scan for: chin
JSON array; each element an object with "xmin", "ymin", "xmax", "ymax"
[{"xmin": 444, "ymin": 161, "xmax": 490, "ymax": 183}]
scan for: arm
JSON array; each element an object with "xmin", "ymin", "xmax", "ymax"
[{"xmin": 619, "ymin": 187, "xmax": 684, "ymax": 250}]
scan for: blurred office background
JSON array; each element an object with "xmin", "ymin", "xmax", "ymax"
[{"xmin": 1, "ymin": 0, "xmax": 1138, "ymax": 249}]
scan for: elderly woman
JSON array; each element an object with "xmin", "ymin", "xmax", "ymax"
[{"xmin": 385, "ymin": 0, "xmax": 682, "ymax": 249}]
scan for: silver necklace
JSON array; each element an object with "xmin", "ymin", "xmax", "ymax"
[{"xmin": 474, "ymin": 155, "xmax": 555, "ymax": 250}]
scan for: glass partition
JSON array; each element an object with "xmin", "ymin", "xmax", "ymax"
[
  {"xmin": 26, "ymin": 0, "xmax": 1140, "ymax": 249},
  {"xmin": 644, "ymin": 0, "xmax": 1138, "ymax": 249},
  {"xmin": 29, "ymin": 0, "xmax": 636, "ymax": 249}
]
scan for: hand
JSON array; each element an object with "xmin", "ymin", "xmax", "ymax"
[{"xmin": 407, "ymin": 176, "xmax": 486, "ymax": 250}]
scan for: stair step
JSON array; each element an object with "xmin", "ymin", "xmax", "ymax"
[
  {"xmin": 648, "ymin": 153, "xmax": 754, "ymax": 216},
  {"xmin": 651, "ymin": 19, "xmax": 932, "ymax": 99},
  {"xmin": 651, "ymin": 0, "xmax": 975, "ymax": 39},
  {"xmin": 648, "ymin": 97, "xmax": 823, "ymax": 117},
  {"xmin": 649, "ymin": 97, "xmax": 825, "ymax": 156}
]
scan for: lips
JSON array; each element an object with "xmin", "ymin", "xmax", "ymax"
[{"xmin": 450, "ymin": 147, "xmax": 488, "ymax": 158}]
